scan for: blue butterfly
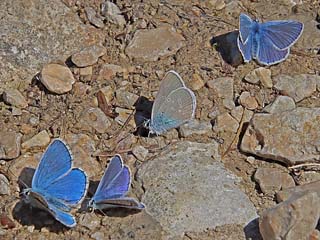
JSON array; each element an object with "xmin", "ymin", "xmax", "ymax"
[
  {"xmin": 88, "ymin": 154, "xmax": 144, "ymax": 211},
  {"xmin": 237, "ymin": 13, "xmax": 304, "ymax": 66},
  {"xmin": 145, "ymin": 70, "xmax": 196, "ymax": 135},
  {"xmin": 22, "ymin": 139, "xmax": 88, "ymax": 228}
]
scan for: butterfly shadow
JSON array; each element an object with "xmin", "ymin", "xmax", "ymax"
[
  {"xmin": 243, "ymin": 217, "xmax": 263, "ymax": 239},
  {"xmin": 81, "ymin": 180, "xmax": 143, "ymax": 217},
  {"xmin": 12, "ymin": 167, "xmax": 68, "ymax": 232},
  {"xmin": 133, "ymin": 96, "xmax": 153, "ymax": 137},
  {"xmin": 211, "ymin": 30, "xmax": 244, "ymax": 67}
]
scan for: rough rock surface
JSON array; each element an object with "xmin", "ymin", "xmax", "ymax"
[
  {"xmin": 126, "ymin": 26, "xmax": 185, "ymax": 61},
  {"xmin": 240, "ymin": 107, "xmax": 320, "ymax": 165},
  {"xmin": 0, "ymin": 0, "xmax": 102, "ymax": 87},
  {"xmin": 0, "ymin": 131, "xmax": 22, "ymax": 160},
  {"xmin": 260, "ymin": 191, "xmax": 320, "ymax": 240},
  {"xmin": 137, "ymin": 141, "xmax": 257, "ymax": 237}
]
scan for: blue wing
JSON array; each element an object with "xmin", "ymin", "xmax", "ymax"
[
  {"xmin": 239, "ymin": 13, "xmax": 253, "ymax": 44},
  {"xmin": 237, "ymin": 34, "xmax": 252, "ymax": 62},
  {"xmin": 47, "ymin": 201, "xmax": 76, "ymax": 228},
  {"xmin": 32, "ymin": 139, "xmax": 72, "ymax": 190},
  {"xmin": 92, "ymin": 156, "xmax": 130, "ymax": 202},
  {"xmin": 256, "ymin": 34, "xmax": 289, "ymax": 66},
  {"xmin": 44, "ymin": 168, "xmax": 88, "ymax": 206},
  {"xmin": 150, "ymin": 87, "xmax": 196, "ymax": 135},
  {"xmin": 260, "ymin": 20, "xmax": 303, "ymax": 50}
]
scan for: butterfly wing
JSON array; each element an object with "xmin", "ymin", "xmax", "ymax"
[
  {"xmin": 32, "ymin": 139, "xmax": 72, "ymax": 190},
  {"xmin": 151, "ymin": 87, "xmax": 196, "ymax": 135},
  {"xmin": 239, "ymin": 13, "xmax": 253, "ymax": 44},
  {"xmin": 94, "ymin": 197, "xmax": 145, "ymax": 210},
  {"xmin": 43, "ymin": 168, "xmax": 88, "ymax": 206},
  {"xmin": 47, "ymin": 201, "xmax": 76, "ymax": 227},
  {"xmin": 151, "ymin": 71, "xmax": 185, "ymax": 125},
  {"xmin": 237, "ymin": 34, "xmax": 253, "ymax": 62},
  {"xmin": 260, "ymin": 20, "xmax": 303, "ymax": 50},
  {"xmin": 256, "ymin": 34, "xmax": 289, "ymax": 65},
  {"xmin": 92, "ymin": 155, "xmax": 130, "ymax": 202}
]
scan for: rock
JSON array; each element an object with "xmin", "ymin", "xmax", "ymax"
[
  {"xmin": 21, "ymin": 130, "xmax": 50, "ymax": 151},
  {"xmin": 132, "ymin": 145, "xmax": 149, "ymax": 161},
  {"xmin": 79, "ymin": 66, "xmax": 93, "ymax": 76},
  {"xmin": 101, "ymin": 211, "xmax": 166, "ymax": 239},
  {"xmin": 71, "ymin": 45, "xmax": 106, "ymax": 67},
  {"xmin": 179, "ymin": 119, "xmax": 212, "ymax": 137},
  {"xmin": 244, "ymin": 67, "xmax": 272, "ymax": 88},
  {"xmin": 254, "ymin": 168, "xmax": 295, "ymax": 195},
  {"xmin": 115, "ymin": 89, "xmax": 139, "ymax": 108},
  {"xmin": 207, "ymin": 77, "xmax": 234, "ymax": 110},
  {"xmin": 91, "ymin": 232, "xmax": 105, "ymax": 240},
  {"xmin": 0, "ymin": 174, "xmax": 10, "ymax": 195},
  {"xmin": 276, "ymin": 180, "xmax": 320, "ymax": 203},
  {"xmin": 98, "ymin": 64, "xmax": 123, "ymax": 81},
  {"xmin": 73, "ymin": 82, "xmax": 91, "ymax": 96},
  {"xmin": 0, "ymin": 131, "xmax": 22, "ymax": 160},
  {"xmin": 190, "ymin": 73, "xmax": 205, "ymax": 91},
  {"xmin": 85, "ymin": 7, "xmax": 104, "ymax": 28},
  {"xmin": 230, "ymin": 106, "xmax": 254, "ymax": 123},
  {"xmin": 213, "ymin": 112, "xmax": 239, "ymax": 153},
  {"xmin": 2, "ymin": 89, "xmax": 28, "ymax": 108},
  {"xmin": 126, "ymin": 26, "xmax": 185, "ymax": 62},
  {"xmin": 137, "ymin": 141, "xmax": 257, "ymax": 237},
  {"xmin": 274, "ymin": 74, "xmax": 317, "ymax": 102},
  {"xmin": 0, "ymin": 0, "xmax": 103, "ymax": 86},
  {"xmin": 79, "ymin": 107, "xmax": 111, "ymax": 134},
  {"xmin": 78, "ymin": 213, "xmax": 101, "ymax": 230},
  {"xmin": 263, "ymin": 95, "xmax": 296, "ymax": 114},
  {"xmin": 259, "ymin": 191, "xmax": 320, "ymax": 240},
  {"xmin": 239, "ymin": 91, "xmax": 259, "ymax": 110},
  {"xmin": 114, "ymin": 107, "xmax": 136, "ymax": 127},
  {"xmin": 101, "ymin": 1, "xmax": 126, "ymax": 26},
  {"xmin": 99, "ymin": 85, "xmax": 114, "ymax": 103},
  {"xmin": 64, "ymin": 134, "xmax": 99, "ymax": 178},
  {"xmin": 240, "ymin": 107, "xmax": 320, "ymax": 165},
  {"xmin": 208, "ymin": 0, "xmax": 226, "ymax": 10},
  {"xmin": 40, "ymin": 63, "xmax": 75, "ymax": 94}
]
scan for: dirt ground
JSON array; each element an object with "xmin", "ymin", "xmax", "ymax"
[{"xmin": 1, "ymin": 0, "xmax": 320, "ymax": 239}]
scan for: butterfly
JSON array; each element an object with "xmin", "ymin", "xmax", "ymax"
[
  {"xmin": 88, "ymin": 154, "xmax": 144, "ymax": 211},
  {"xmin": 145, "ymin": 70, "xmax": 196, "ymax": 135},
  {"xmin": 22, "ymin": 139, "xmax": 88, "ymax": 227},
  {"xmin": 237, "ymin": 13, "xmax": 304, "ymax": 66}
]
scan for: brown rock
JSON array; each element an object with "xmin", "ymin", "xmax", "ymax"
[
  {"xmin": 71, "ymin": 45, "xmax": 106, "ymax": 67},
  {"xmin": 2, "ymin": 89, "xmax": 28, "ymax": 108},
  {"xmin": 245, "ymin": 67, "xmax": 272, "ymax": 88},
  {"xmin": 101, "ymin": 1, "xmax": 126, "ymax": 26},
  {"xmin": 254, "ymin": 168, "xmax": 295, "ymax": 194},
  {"xmin": 41, "ymin": 63, "xmax": 75, "ymax": 94},
  {"xmin": 276, "ymin": 180, "xmax": 320, "ymax": 203},
  {"xmin": 263, "ymin": 95, "xmax": 296, "ymax": 114},
  {"xmin": 98, "ymin": 64, "xmax": 123, "ymax": 81},
  {"xmin": 115, "ymin": 89, "xmax": 139, "ymax": 108},
  {"xmin": 79, "ymin": 107, "xmax": 111, "ymax": 134},
  {"xmin": 259, "ymin": 191, "xmax": 320, "ymax": 240},
  {"xmin": 126, "ymin": 26, "xmax": 185, "ymax": 62},
  {"xmin": 240, "ymin": 108, "xmax": 320, "ymax": 165},
  {"xmin": 85, "ymin": 7, "xmax": 104, "ymax": 28},
  {"xmin": 207, "ymin": 77, "xmax": 234, "ymax": 110},
  {"xmin": 190, "ymin": 73, "xmax": 205, "ymax": 91},
  {"xmin": 21, "ymin": 130, "xmax": 51, "ymax": 151},
  {"xmin": 0, "ymin": 131, "xmax": 22, "ymax": 160},
  {"xmin": 239, "ymin": 91, "xmax": 259, "ymax": 110}
]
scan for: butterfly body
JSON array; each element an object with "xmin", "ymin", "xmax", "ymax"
[
  {"xmin": 237, "ymin": 13, "xmax": 303, "ymax": 66},
  {"xmin": 21, "ymin": 139, "xmax": 88, "ymax": 228},
  {"xmin": 88, "ymin": 155, "xmax": 144, "ymax": 211},
  {"xmin": 147, "ymin": 70, "xmax": 196, "ymax": 136}
]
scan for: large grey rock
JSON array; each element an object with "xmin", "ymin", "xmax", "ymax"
[
  {"xmin": 137, "ymin": 141, "xmax": 257, "ymax": 237},
  {"xmin": 0, "ymin": 0, "xmax": 102, "ymax": 87},
  {"xmin": 241, "ymin": 108, "xmax": 320, "ymax": 165},
  {"xmin": 274, "ymin": 74, "xmax": 317, "ymax": 102}
]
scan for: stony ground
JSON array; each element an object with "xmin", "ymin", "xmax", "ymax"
[{"xmin": 0, "ymin": 0, "xmax": 320, "ymax": 239}]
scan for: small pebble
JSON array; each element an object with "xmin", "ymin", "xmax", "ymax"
[
  {"xmin": 132, "ymin": 145, "xmax": 149, "ymax": 161},
  {"xmin": 101, "ymin": 1, "xmax": 126, "ymax": 26},
  {"xmin": 71, "ymin": 45, "xmax": 107, "ymax": 67},
  {"xmin": 0, "ymin": 174, "xmax": 10, "ymax": 195},
  {"xmin": 85, "ymin": 7, "xmax": 104, "ymax": 28},
  {"xmin": 21, "ymin": 130, "xmax": 51, "ymax": 151},
  {"xmin": 239, "ymin": 91, "xmax": 259, "ymax": 110},
  {"xmin": 2, "ymin": 89, "xmax": 28, "ymax": 108},
  {"xmin": 79, "ymin": 66, "xmax": 93, "ymax": 76},
  {"xmin": 41, "ymin": 63, "xmax": 75, "ymax": 94},
  {"xmin": 79, "ymin": 108, "xmax": 111, "ymax": 134},
  {"xmin": 190, "ymin": 73, "xmax": 205, "ymax": 91}
]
